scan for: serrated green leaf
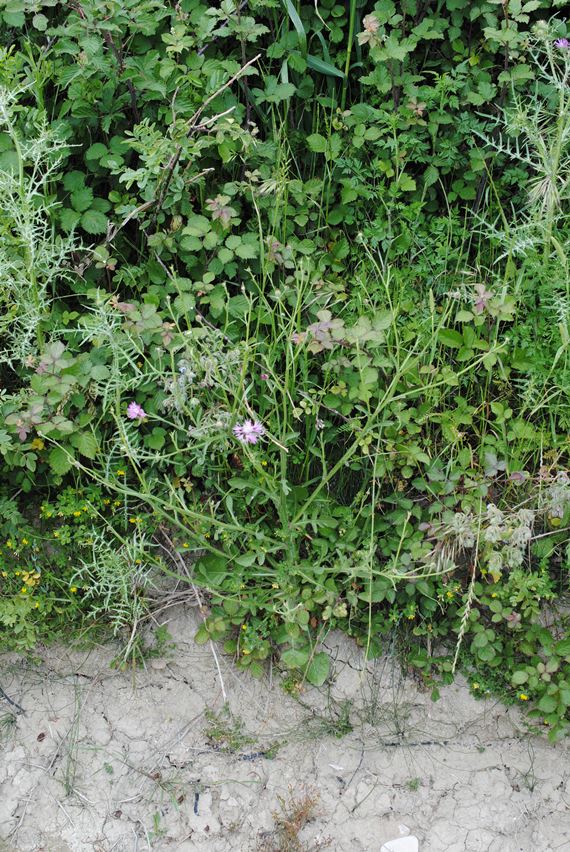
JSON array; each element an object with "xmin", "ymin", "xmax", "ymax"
[
  {"xmin": 307, "ymin": 133, "xmax": 327, "ymax": 153},
  {"xmin": 48, "ymin": 446, "xmax": 74, "ymax": 475},
  {"xmin": 398, "ymin": 173, "xmax": 416, "ymax": 192},
  {"xmin": 63, "ymin": 170, "xmax": 85, "ymax": 191},
  {"xmin": 71, "ymin": 186, "xmax": 94, "ymax": 212},
  {"xmin": 423, "ymin": 164, "xmax": 439, "ymax": 187},
  {"xmin": 85, "ymin": 143, "xmax": 108, "ymax": 160},
  {"xmin": 59, "ymin": 208, "xmax": 82, "ymax": 231},
  {"xmin": 81, "ymin": 209, "xmax": 108, "ymax": 234},
  {"xmin": 555, "ymin": 637, "xmax": 570, "ymax": 657},
  {"xmin": 70, "ymin": 431, "xmax": 98, "ymax": 459}
]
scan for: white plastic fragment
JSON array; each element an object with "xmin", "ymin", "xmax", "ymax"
[{"xmin": 381, "ymin": 837, "xmax": 419, "ymax": 852}]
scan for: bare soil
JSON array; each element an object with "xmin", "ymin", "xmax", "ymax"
[{"xmin": 1, "ymin": 607, "xmax": 569, "ymax": 851}]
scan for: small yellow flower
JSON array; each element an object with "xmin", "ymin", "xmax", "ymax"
[
  {"xmin": 21, "ymin": 586, "xmax": 27, "ymax": 594},
  {"xmin": 114, "ymin": 500, "xmax": 121, "ymax": 506},
  {"xmin": 182, "ymin": 542, "xmax": 189, "ymax": 548},
  {"xmin": 271, "ymin": 583, "xmax": 279, "ymax": 589},
  {"xmin": 14, "ymin": 571, "xmax": 20, "ymax": 576},
  {"xmin": 519, "ymin": 693, "xmax": 529, "ymax": 701},
  {"xmin": 472, "ymin": 682, "xmax": 480, "ymax": 690},
  {"xmin": 103, "ymin": 498, "xmax": 111, "ymax": 505},
  {"xmin": 21, "ymin": 538, "xmax": 29, "ymax": 545},
  {"xmin": 34, "ymin": 602, "xmax": 40, "ymax": 609},
  {"xmin": 31, "ymin": 438, "xmax": 45, "ymax": 450},
  {"xmin": 6, "ymin": 540, "xmax": 13, "ymax": 549},
  {"xmin": 82, "ymin": 506, "xmax": 88, "ymax": 512},
  {"xmin": 73, "ymin": 511, "xmax": 81, "ymax": 517},
  {"xmin": 117, "ymin": 470, "xmax": 125, "ymax": 476},
  {"xmin": 70, "ymin": 586, "xmax": 78, "ymax": 593},
  {"xmin": 446, "ymin": 590, "xmax": 454, "ymax": 598},
  {"xmin": 241, "ymin": 624, "xmax": 247, "ymax": 631},
  {"xmin": 261, "ymin": 460, "xmax": 268, "ymax": 467},
  {"xmin": 1, "ymin": 571, "xmax": 7, "ymax": 578},
  {"xmin": 54, "ymin": 531, "xmax": 59, "ymax": 538}
]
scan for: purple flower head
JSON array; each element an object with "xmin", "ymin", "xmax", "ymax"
[
  {"xmin": 127, "ymin": 402, "xmax": 147, "ymax": 420},
  {"xmin": 473, "ymin": 283, "xmax": 493, "ymax": 315},
  {"xmin": 554, "ymin": 38, "xmax": 570, "ymax": 49},
  {"xmin": 233, "ymin": 419, "xmax": 265, "ymax": 444},
  {"xmin": 260, "ymin": 373, "xmax": 269, "ymax": 381}
]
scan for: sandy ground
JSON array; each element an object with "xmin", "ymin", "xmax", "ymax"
[{"xmin": 1, "ymin": 607, "xmax": 569, "ymax": 852}]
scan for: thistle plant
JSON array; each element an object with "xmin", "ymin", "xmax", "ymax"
[
  {"xmin": 72, "ymin": 528, "xmax": 154, "ymax": 659},
  {"xmin": 476, "ymin": 29, "xmax": 570, "ymax": 263},
  {"xmin": 0, "ymin": 81, "xmax": 76, "ymax": 368}
]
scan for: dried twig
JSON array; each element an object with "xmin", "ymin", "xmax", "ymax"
[{"xmin": 0, "ymin": 684, "xmax": 25, "ymax": 715}]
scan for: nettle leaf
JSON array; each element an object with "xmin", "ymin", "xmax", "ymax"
[
  {"xmin": 71, "ymin": 186, "xmax": 94, "ymax": 212},
  {"xmin": 555, "ymin": 637, "xmax": 570, "ymax": 657},
  {"xmin": 307, "ymin": 133, "xmax": 327, "ymax": 153},
  {"xmin": 48, "ymin": 446, "xmax": 74, "ymax": 476},
  {"xmin": 59, "ymin": 208, "xmax": 82, "ymax": 231},
  {"xmin": 81, "ymin": 210, "xmax": 109, "ymax": 234},
  {"xmin": 85, "ymin": 142, "xmax": 108, "ymax": 161},
  {"xmin": 70, "ymin": 431, "xmax": 99, "ymax": 459},
  {"xmin": 306, "ymin": 132, "xmax": 342, "ymax": 160},
  {"xmin": 63, "ymin": 170, "xmax": 86, "ymax": 191},
  {"xmin": 254, "ymin": 76, "xmax": 296, "ymax": 104},
  {"xmin": 423, "ymin": 165, "xmax": 439, "ymax": 187},
  {"xmin": 397, "ymin": 173, "xmax": 417, "ymax": 192}
]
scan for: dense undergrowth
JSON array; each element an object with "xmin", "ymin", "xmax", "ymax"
[{"xmin": 0, "ymin": 0, "xmax": 569, "ymax": 737}]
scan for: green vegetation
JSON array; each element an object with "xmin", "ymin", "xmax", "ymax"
[{"xmin": 0, "ymin": 1, "xmax": 569, "ymax": 738}]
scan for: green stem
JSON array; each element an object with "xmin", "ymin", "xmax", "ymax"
[{"xmin": 341, "ymin": 0, "xmax": 358, "ymax": 110}]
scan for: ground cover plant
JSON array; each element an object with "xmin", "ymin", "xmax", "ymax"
[{"xmin": 0, "ymin": 1, "xmax": 569, "ymax": 738}]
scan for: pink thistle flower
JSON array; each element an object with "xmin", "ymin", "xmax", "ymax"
[
  {"xmin": 554, "ymin": 38, "xmax": 570, "ymax": 49},
  {"xmin": 127, "ymin": 402, "xmax": 147, "ymax": 420},
  {"xmin": 233, "ymin": 419, "xmax": 265, "ymax": 444}
]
